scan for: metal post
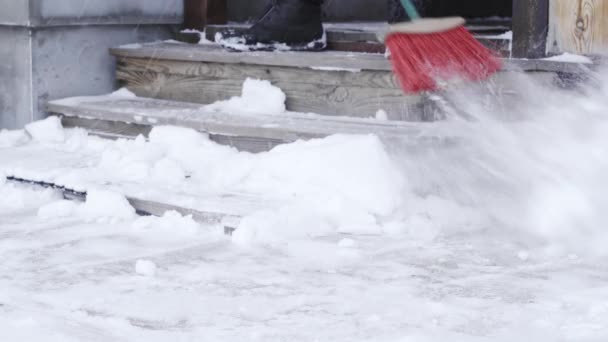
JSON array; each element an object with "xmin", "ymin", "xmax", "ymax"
[{"xmin": 512, "ymin": 0, "xmax": 550, "ymax": 58}]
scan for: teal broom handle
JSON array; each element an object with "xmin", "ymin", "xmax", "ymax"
[{"xmin": 400, "ymin": 0, "xmax": 421, "ymax": 20}]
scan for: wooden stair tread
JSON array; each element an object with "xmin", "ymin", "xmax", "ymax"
[
  {"xmin": 111, "ymin": 42, "xmax": 593, "ymax": 74},
  {"xmin": 47, "ymin": 96, "xmax": 428, "ymax": 144}
]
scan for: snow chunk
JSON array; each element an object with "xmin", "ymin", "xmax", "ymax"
[
  {"xmin": 206, "ymin": 78, "xmax": 286, "ymax": 115},
  {"xmin": 135, "ymin": 260, "xmax": 157, "ymax": 277},
  {"xmin": 233, "ymin": 134, "xmax": 406, "ymax": 244},
  {"xmin": 0, "ymin": 129, "xmax": 30, "ymax": 148},
  {"xmin": 25, "ymin": 117, "xmax": 65, "ymax": 143},
  {"xmin": 77, "ymin": 190, "xmax": 136, "ymax": 221},
  {"xmin": 110, "ymin": 87, "xmax": 137, "ymax": 98},
  {"xmin": 543, "ymin": 53, "xmax": 593, "ymax": 64},
  {"xmin": 375, "ymin": 109, "xmax": 388, "ymax": 121}
]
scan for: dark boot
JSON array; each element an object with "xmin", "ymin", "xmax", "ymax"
[{"xmin": 217, "ymin": 0, "xmax": 325, "ymax": 52}]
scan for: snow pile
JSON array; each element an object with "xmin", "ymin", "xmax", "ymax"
[
  {"xmin": 77, "ymin": 190, "xmax": 136, "ymax": 222},
  {"xmin": 36, "ymin": 190, "xmax": 136, "ymax": 223},
  {"xmin": 148, "ymin": 127, "xmax": 406, "ymax": 243},
  {"xmin": 0, "ymin": 129, "xmax": 30, "ymax": 148},
  {"xmin": 206, "ymin": 78, "xmax": 286, "ymax": 115},
  {"xmin": 15, "ymin": 122, "xmax": 405, "ymax": 244},
  {"xmin": 131, "ymin": 210, "xmax": 202, "ymax": 241},
  {"xmin": 25, "ymin": 116, "xmax": 65, "ymax": 143},
  {"xmin": 37, "ymin": 200, "xmax": 79, "ymax": 219},
  {"xmin": 0, "ymin": 181, "xmax": 61, "ymax": 215}
]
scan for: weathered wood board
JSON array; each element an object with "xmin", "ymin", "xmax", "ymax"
[
  {"xmin": 111, "ymin": 43, "xmax": 593, "ymax": 75},
  {"xmin": 115, "ymin": 55, "xmax": 424, "ymax": 120},
  {"xmin": 47, "ymin": 96, "xmax": 430, "ymax": 147},
  {"xmin": 549, "ymin": 0, "xmax": 608, "ymax": 54},
  {"xmin": 110, "ymin": 43, "xmax": 592, "ymax": 121}
]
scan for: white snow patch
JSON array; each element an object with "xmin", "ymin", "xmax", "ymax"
[
  {"xmin": 215, "ymin": 31, "xmax": 326, "ymax": 52},
  {"xmin": 135, "ymin": 259, "xmax": 157, "ymax": 277},
  {"xmin": 37, "ymin": 200, "xmax": 78, "ymax": 219},
  {"xmin": 206, "ymin": 78, "xmax": 286, "ymax": 115},
  {"xmin": 25, "ymin": 116, "xmax": 65, "ymax": 143},
  {"xmin": 131, "ymin": 210, "xmax": 201, "ymax": 240},
  {"xmin": 543, "ymin": 53, "xmax": 593, "ymax": 64},
  {"xmin": 182, "ymin": 29, "xmax": 216, "ymax": 45},
  {"xmin": 232, "ymin": 134, "xmax": 405, "ymax": 245},
  {"xmin": 77, "ymin": 190, "xmax": 136, "ymax": 222},
  {"xmin": 0, "ymin": 129, "xmax": 30, "ymax": 148},
  {"xmin": 118, "ymin": 42, "xmax": 143, "ymax": 49},
  {"xmin": 110, "ymin": 87, "xmax": 137, "ymax": 98},
  {"xmin": 51, "ymin": 87, "xmax": 136, "ymax": 107},
  {"xmin": 375, "ymin": 109, "xmax": 389, "ymax": 121}
]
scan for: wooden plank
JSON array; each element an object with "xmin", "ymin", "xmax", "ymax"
[
  {"xmin": 115, "ymin": 56, "xmax": 423, "ymax": 120},
  {"xmin": 115, "ymin": 56, "xmax": 400, "ymax": 89},
  {"xmin": 47, "ymin": 97, "xmax": 428, "ymax": 145},
  {"xmin": 512, "ymin": 0, "xmax": 550, "ymax": 58},
  {"xmin": 549, "ymin": 0, "xmax": 608, "ymax": 55},
  {"xmin": 61, "ymin": 115, "xmax": 286, "ymax": 153},
  {"xmin": 110, "ymin": 43, "xmax": 594, "ymax": 74},
  {"xmin": 120, "ymin": 75, "xmax": 422, "ymax": 120},
  {"xmin": 111, "ymin": 43, "xmax": 393, "ymax": 71}
]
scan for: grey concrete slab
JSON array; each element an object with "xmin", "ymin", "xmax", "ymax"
[
  {"xmin": 0, "ymin": 27, "xmax": 33, "ymax": 129},
  {"xmin": 1, "ymin": 0, "xmax": 183, "ymax": 27},
  {"xmin": 31, "ymin": 25, "xmax": 175, "ymax": 122},
  {"xmin": 0, "ymin": 0, "xmax": 29, "ymax": 25},
  {"xmin": 36, "ymin": 0, "xmax": 183, "ymax": 19}
]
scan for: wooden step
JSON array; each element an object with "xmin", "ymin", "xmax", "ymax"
[
  {"xmin": 111, "ymin": 43, "xmax": 592, "ymax": 121},
  {"xmin": 199, "ymin": 22, "xmax": 512, "ymax": 55},
  {"xmin": 47, "ymin": 96, "xmax": 435, "ymax": 153}
]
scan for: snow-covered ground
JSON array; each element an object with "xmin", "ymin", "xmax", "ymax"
[
  {"xmin": 1, "ymin": 181, "xmax": 608, "ymax": 341},
  {"xmin": 2, "ymin": 70, "xmax": 608, "ymax": 341}
]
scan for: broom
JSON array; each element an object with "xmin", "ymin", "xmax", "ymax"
[{"xmin": 381, "ymin": 0, "xmax": 502, "ymax": 94}]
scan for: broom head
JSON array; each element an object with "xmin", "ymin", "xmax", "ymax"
[{"xmin": 380, "ymin": 17, "xmax": 502, "ymax": 93}]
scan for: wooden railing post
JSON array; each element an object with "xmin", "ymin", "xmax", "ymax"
[
  {"xmin": 512, "ymin": 0, "xmax": 550, "ymax": 58},
  {"xmin": 184, "ymin": 0, "xmax": 227, "ymax": 31}
]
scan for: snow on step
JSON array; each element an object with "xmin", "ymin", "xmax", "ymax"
[
  {"xmin": 1, "ymin": 116, "xmax": 407, "ymax": 239},
  {"xmin": 48, "ymin": 94, "xmax": 430, "ymax": 147}
]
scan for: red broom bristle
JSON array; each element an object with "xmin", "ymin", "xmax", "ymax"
[{"xmin": 385, "ymin": 26, "xmax": 502, "ymax": 93}]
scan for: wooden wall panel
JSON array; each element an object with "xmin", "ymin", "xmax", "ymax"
[{"xmin": 549, "ymin": 0, "xmax": 608, "ymax": 54}]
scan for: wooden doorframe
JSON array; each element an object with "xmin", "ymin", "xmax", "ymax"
[
  {"xmin": 183, "ymin": 0, "xmax": 227, "ymax": 31},
  {"xmin": 512, "ymin": 0, "xmax": 550, "ymax": 58}
]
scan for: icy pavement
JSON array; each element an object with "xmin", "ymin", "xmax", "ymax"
[{"xmin": 1, "ymin": 181, "xmax": 608, "ymax": 341}]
